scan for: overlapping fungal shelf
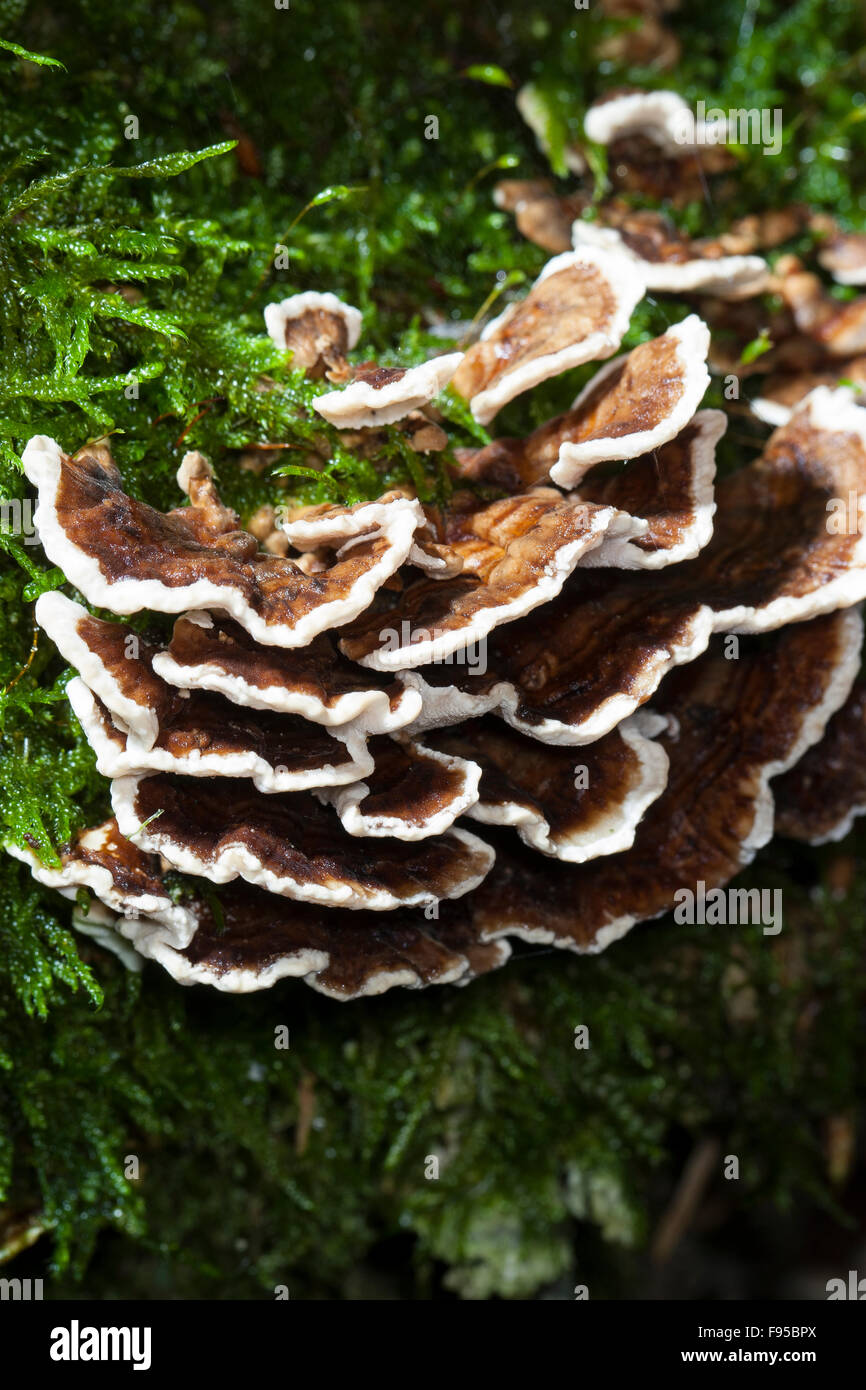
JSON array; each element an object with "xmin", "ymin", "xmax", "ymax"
[
  {"xmin": 13, "ymin": 240, "xmax": 866, "ymax": 1000},
  {"xmin": 497, "ymin": 85, "xmax": 866, "ymax": 431}
]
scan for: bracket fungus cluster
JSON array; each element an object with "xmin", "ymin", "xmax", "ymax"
[
  {"xmin": 498, "ymin": 84, "xmax": 866, "ymax": 440},
  {"xmin": 12, "ymin": 157, "xmax": 866, "ymax": 999}
]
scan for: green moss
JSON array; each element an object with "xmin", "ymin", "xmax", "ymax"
[{"xmin": 0, "ymin": 0, "xmax": 864, "ymax": 1298}]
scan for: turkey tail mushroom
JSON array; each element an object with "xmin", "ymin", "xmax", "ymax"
[{"xmin": 14, "ymin": 204, "xmax": 866, "ymax": 999}]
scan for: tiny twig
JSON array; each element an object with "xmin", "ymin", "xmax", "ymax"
[
  {"xmin": 240, "ymin": 441, "xmax": 308, "ymax": 451},
  {"xmin": 295, "ymin": 1070, "xmax": 317, "ymax": 1156},
  {"xmin": 3, "ymin": 621, "xmax": 38, "ymax": 694},
  {"xmin": 175, "ymin": 397, "xmax": 221, "ymax": 448},
  {"xmin": 651, "ymin": 1136, "xmax": 721, "ymax": 1264}
]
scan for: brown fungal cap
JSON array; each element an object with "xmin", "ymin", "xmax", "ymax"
[
  {"xmin": 680, "ymin": 388, "xmax": 866, "ymax": 631},
  {"xmin": 74, "ymin": 666, "xmax": 468, "ymax": 836},
  {"xmin": 152, "ymin": 613, "xmax": 421, "ymax": 734},
  {"xmin": 498, "ymin": 185, "xmax": 801, "ymax": 262},
  {"xmin": 571, "ymin": 409, "xmax": 723, "ymax": 569},
  {"xmin": 400, "ymin": 411, "xmax": 449, "ymax": 454},
  {"xmin": 338, "ymin": 490, "xmax": 642, "ymax": 670},
  {"xmin": 493, "ymin": 178, "xmax": 573, "ymax": 215},
  {"xmin": 37, "ymin": 593, "xmax": 375, "ymax": 790},
  {"xmin": 775, "ymin": 262, "xmax": 866, "ymax": 357},
  {"xmin": 699, "ymin": 287, "xmax": 841, "ymax": 383},
  {"xmin": 13, "ymin": 827, "xmax": 510, "ymax": 999},
  {"xmin": 428, "ymin": 711, "xmax": 668, "ymax": 862},
  {"xmin": 22, "ymin": 437, "xmax": 424, "ymax": 646},
  {"xmin": 554, "ymin": 385, "xmax": 866, "ymax": 633},
  {"xmin": 774, "ymin": 681, "xmax": 866, "ymax": 844},
  {"xmin": 407, "ymin": 513, "xmax": 467, "ymax": 579},
  {"xmin": 750, "ymin": 360, "xmax": 866, "ymax": 428},
  {"xmin": 493, "ymin": 178, "xmax": 588, "ymax": 254},
  {"xmin": 279, "ymin": 491, "xmax": 417, "ymax": 550},
  {"xmin": 7, "ymin": 818, "xmax": 196, "ymax": 949},
  {"xmin": 456, "ymin": 317, "xmax": 711, "ymax": 492},
  {"xmin": 585, "ymin": 88, "xmax": 721, "ymax": 155},
  {"xmin": 312, "ymin": 352, "xmax": 462, "ymax": 429},
  {"xmin": 35, "ymin": 591, "xmax": 173, "ymax": 751},
  {"xmin": 317, "ymin": 734, "xmax": 481, "ymax": 840},
  {"xmin": 263, "ymin": 291, "xmax": 362, "ymax": 377},
  {"xmin": 549, "ymin": 316, "xmax": 711, "ymax": 487},
  {"xmin": 721, "ymin": 207, "xmax": 810, "ymax": 253},
  {"xmin": 451, "ymin": 249, "xmax": 645, "ymax": 426},
  {"xmin": 67, "ymin": 675, "xmax": 373, "ymax": 793},
  {"xmin": 465, "ymin": 608, "xmax": 862, "ymax": 954},
  {"xmin": 399, "ymin": 572, "xmax": 714, "ymax": 745},
  {"xmin": 572, "ymin": 218, "xmax": 769, "ymax": 299},
  {"xmin": 123, "ymin": 882, "xmax": 511, "ymax": 999},
  {"xmin": 111, "ymin": 773, "xmax": 494, "ymax": 911},
  {"xmin": 609, "ymin": 139, "xmax": 734, "ymax": 207},
  {"xmin": 816, "ymin": 230, "xmax": 866, "ymax": 287}
]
